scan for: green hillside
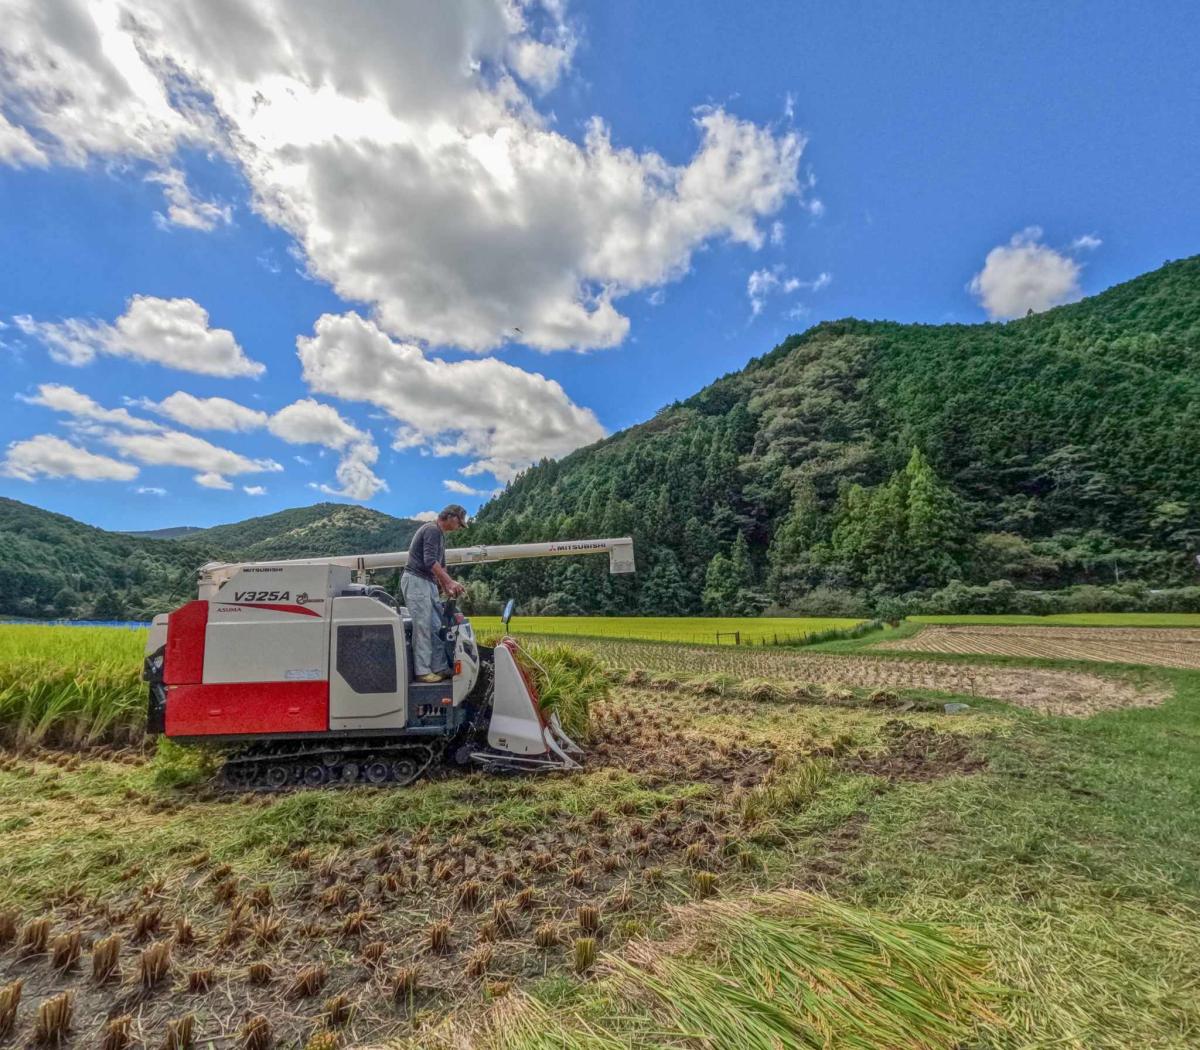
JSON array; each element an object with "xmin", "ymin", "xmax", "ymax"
[
  {"xmin": 459, "ymin": 256, "xmax": 1200, "ymax": 616},
  {"xmin": 194, "ymin": 503, "xmax": 420, "ymax": 561},
  {"xmin": 0, "ymin": 499, "xmax": 420, "ymax": 621},
  {"xmin": 123, "ymin": 526, "xmax": 205, "ymax": 539}
]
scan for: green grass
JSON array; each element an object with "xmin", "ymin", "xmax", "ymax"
[
  {"xmin": 471, "ymin": 615, "xmax": 864, "ymax": 645},
  {"xmin": 911, "ymin": 613, "xmax": 1200, "ymax": 627}
]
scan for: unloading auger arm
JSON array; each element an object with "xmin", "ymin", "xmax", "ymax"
[{"xmin": 196, "ymin": 537, "xmax": 635, "ymax": 599}]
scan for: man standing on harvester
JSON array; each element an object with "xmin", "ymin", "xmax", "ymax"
[{"xmin": 401, "ymin": 504, "xmax": 469, "ymax": 682}]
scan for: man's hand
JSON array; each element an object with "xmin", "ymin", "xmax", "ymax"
[{"xmin": 433, "ymin": 563, "xmax": 466, "ymax": 598}]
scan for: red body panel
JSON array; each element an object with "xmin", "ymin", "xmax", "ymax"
[
  {"xmin": 164, "ymin": 600, "xmax": 208, "ymax": 685},
  {"xmin": 166, "ymin": 681, "xmax": 328, "ymax": 737}
]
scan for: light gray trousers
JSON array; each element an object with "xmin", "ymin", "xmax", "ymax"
[{"xmin": 401, "ymin": 572, "xmax": 448, "ymax": 676}]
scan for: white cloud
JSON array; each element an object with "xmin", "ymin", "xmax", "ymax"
[
  {"xmin": 0, "ymin": 1, "xmax": 806, "ymax": 353},
  {"xmin": 1, "ymin": 434, "xmax": 139, "ymax": 482},
  {"xmin": 412, "ymin": 510, "xmax": 439, "ymax": 522},
  {"xmin": 103, "ymin": 429, "xmax": 281, "ymax": 491},
  {"xmin": 139, "ymin": 391, "xmax": 268, "ymax": 432},
  {"xmin": 15, "ymin": 295, "xmax": 265, "ymax": 377},
  {"xmin": 243, "ymin": 485, "xmax": 266, "ymax": 496},
  {"xmin": 316, "ymin": 439, "xmax": 387, "ymax": 502},
  {"xmin": 136, "ymin": 486, "xmax": 166, "ymax": 495},
  {"xmin": 293, "ymin": 454, "xmax": 312, "ymax": 466},
  {"xmin": 148, "ymin": 168, "xmax": 232, "ymax": 231},
  {"xmin": 1071, "ymin": 233, "xmax": 1102, "ymax": 251},
  {"xmin": 769, "ymin": 221, "xmax": 785, "ymax": 246},
  {"xmin": 298, "ymin": 311, "xmax": 605, "ymax": 482},
  {"xmin": 195, "ymin": 471, "xmax": 233, "ymax": 490},
  {"xmin": 0, "ymin": 111, "xmax": 47, "ymax": 167},
  {"xmin": 21, "ymin": 383, "xmax": 161, "ymax": 431},
  {"xmin": 269, "ymin": 399, "xmax": 363, "ymax": 450},
  {"xmin": 268, "ymin": 398, "xmax": 386, "ymax": 501},
  {"xmin": 444, "ymin": 478, "xmax": 485, "ymax": 496},
  {"xmin": 969, "ymin": 227, "xmax": 1083, "ymax": 320},
  {"xmin": 747, "ymin": 267, "xmax": 829, "ymax": 316}
]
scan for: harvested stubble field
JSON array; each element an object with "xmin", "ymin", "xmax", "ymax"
[
  {"xmin": 877, "ymin": 624, "xmax": 1200, "ymax": 670},
  {"xmin": 536, "ymin": 635, "xmax": 1168, "ymax": 716},
  {"xmin": 1, "ymin": 624, "xmax": 1199, "ymax": 1048}
]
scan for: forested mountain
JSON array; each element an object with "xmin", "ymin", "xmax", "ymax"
[
  {"xmin": 0, "ymin": 499, "xmax": 420, "ymax": 621},
  {"xmin": 457, "ymin": 256, "xmax": 1200, "ymax": 616}
]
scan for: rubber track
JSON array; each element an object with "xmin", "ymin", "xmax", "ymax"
[{"xmin": 220, "ymin": 739, "xmax": 442, "ymax": 793}]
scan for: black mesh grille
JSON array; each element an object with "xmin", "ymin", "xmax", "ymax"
[{"xmin": 337, "ymin": 625, "xmax": 397, "ymax": 694}]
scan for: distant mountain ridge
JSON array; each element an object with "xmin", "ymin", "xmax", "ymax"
[
  {"xmin": 124, "ymin": 526, "xmax": 206, "ymax": 540},
  {"xmin": 0, "ymin": 499, "xmax": 422, "ymax": 621}
]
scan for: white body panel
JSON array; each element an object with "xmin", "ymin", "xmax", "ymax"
[
  {"xmin": 451, "ymin": 619, "xmax": 480, "ymax": 704},
  {"xmin": 203, "ymin": 564, "xmax": 342, "ymax": 684},
  {"xmin": 328, "ymin": 596, "xmax": 408, "ymax": 731},
  {"xmin": 146, "ymin": 614, "xmax": 168, "ymax": 656}
]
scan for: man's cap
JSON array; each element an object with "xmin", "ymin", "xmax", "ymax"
[{"xmin": 440, "ymin": 503, "xmax": 469, "ymax": 523}]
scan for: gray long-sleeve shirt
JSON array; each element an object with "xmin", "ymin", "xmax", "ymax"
[{"xmin": 404, "ymin": 521, "xmax": 445, "ymax": 583}]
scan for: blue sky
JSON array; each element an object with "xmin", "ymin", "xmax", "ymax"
[{"xmin": 1, "ymin": 0, "xmax": 1197, "ymax": 531}]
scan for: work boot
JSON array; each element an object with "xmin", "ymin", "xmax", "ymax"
[{"xmin": 417, "ymin": 672, "xmax": 448, "ymax": 683}]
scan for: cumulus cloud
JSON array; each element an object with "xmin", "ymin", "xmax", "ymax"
[
  {"xmin": 318, "ymin": 440, "xmax": 387, "ymax": 502},
  {"xmin": 0, "ymin": 1, "xmax": 806, "ymax": 352},
  {"xmin": 969, "ymin": 227, "xmax": 1084, "ymax": 320},
  {"xmin": 444, "ymin": 479, "xmax": 486, "ymax": 496},
  {"xmin": 298, "ymin": 311, "xmax": 605, "ymax": 482},
  {"xmin": 1, "ymin": 434, "xmax": 139, "ymax": 482},
  {"xmin": 138, "ymin": 391, "xmax": 268, "ymax": 431},
  {"xmin": 269, "ymin": 399, "xmax": 363, "ymax": 450},
  {"xmin": 195, "ymin": 471, "xmax": 233, "ymax": 490},
  {"xmin": 1071, "ymin": 233, "xmax": 1102, "ymax": 251},
  {"xmin": 17, "ymin": 382, "xmax": 284, "ymax": 489},
  {"xmin": 0, "ymin": 111, "xmax": 47, "ymax": 166},
  {"xmin": 148, "ymin": 168, "xmax": 232, "ymax": 231},
  {"xmin": 412, "ymin": 510, "xmax": 439, "ymax": 522},
  {"xmin": 243, "ymin": 485, "xmax": 266, "ymax": 496},
  {"xmin": 136, "ymin": 486, "xmax": 166, "ymax": 495},
  {"xmin": 15, "ymin": 296, "xmax": 265, "ymax": 376},
  {"xmin": 102, "ymin": 429, "xmax": 281, "ymax": 490},
  {"xmin": 268, "ymin": 398, "xmax": 386, "ymax": 501},
  {"xmin": 21, "ymin": 383, "xmax": 162, "ymax": 431},
  {"xmin": 747, "ymin": 267, "xmax": 830, "ymax": 316}
]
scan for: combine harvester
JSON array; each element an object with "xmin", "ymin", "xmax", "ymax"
[{"xmin": 143, "ymin": 538, "xmax": 635, "ymax": 789}]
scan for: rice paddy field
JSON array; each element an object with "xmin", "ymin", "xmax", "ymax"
[
  {"xmin": 911, "ymin": 612, "xmax": 1200, "ymax": 627},
  {"xmin": 877, "ymin": 623, "xmax": 1200, "ymax": 670},
  {"xmin": 466, "ymin": 615, "xmax": 865, "ymax": 645},
  {"xmin": 1, "ymin": 620, "xmax": 1198, "ymax": 1048}
]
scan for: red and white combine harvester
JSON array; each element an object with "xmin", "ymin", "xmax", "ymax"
[{"xmin": 144, "ymin": 537, "xmax": 635, "ymax": 789}]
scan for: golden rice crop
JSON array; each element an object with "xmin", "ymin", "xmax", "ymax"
[
  {"xmin": 470, "ymin": 615, "xmax": 863, "ymax": 646},
  {"xmin": 0, "ymin": 626, "xmax": 147, "ymax": 748}
]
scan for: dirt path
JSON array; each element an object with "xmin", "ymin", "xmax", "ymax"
[{"xmin": 876, "ymin": 625, "xmax": 1200, "ymax": 670}]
